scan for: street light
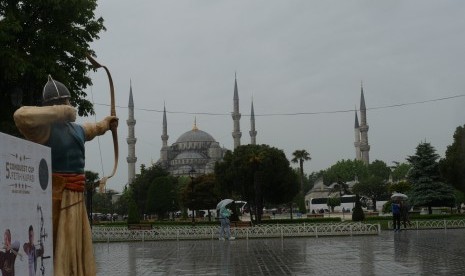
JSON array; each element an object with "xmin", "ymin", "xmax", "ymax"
[{"xmin": 189, "ymin": 167, "xmax": 196, "ymax": 223}]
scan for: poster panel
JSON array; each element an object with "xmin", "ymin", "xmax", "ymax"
[{"xmin": 0, "ymin": 132, "xmax": 53, "ymax": 276}]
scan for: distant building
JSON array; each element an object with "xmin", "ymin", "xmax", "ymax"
[
  {"xmin": 156, "ymin": 75, "xmax": 257, "ymax": 177},
  {"xmin": 354, "ymin": 83, "xmax": 370, "ymax": 165},
  {"xmin": 126, "ymin": 81, "xmax": 137, "ymax": 185}
]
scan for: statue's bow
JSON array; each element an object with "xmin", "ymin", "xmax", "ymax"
[{"xmin": 86, "ymin": 54, "xmax": 119, "ymax": 192}]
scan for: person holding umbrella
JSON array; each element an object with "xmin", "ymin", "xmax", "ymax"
[
  {"xmin": 217, "ymin": 199, "xmax": 235, "ymax": 240},
  {"xmin": 391, "ymin": 200, "xmax": 401, "ymax": 232},
  {"xmin": 391, "ymin": 193, "xmax": 407, "ymax": 232},
  {"xmin": 400, "ymin": 200, "xmax": 412, "ymax": 228}
]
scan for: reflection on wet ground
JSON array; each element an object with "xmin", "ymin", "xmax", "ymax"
[{"xmin": 95, "ymin": 228, "xmax": 465, "ymax": 275}]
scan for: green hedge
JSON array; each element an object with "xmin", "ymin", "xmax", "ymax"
[{"xmin": 363, "ymin": 213, "xmax": 465, "ymax": 221}]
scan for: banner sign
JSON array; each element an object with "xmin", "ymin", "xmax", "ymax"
[{"xmin": 0, "ymin": 132, "xmax": 53, "ymax": 276}]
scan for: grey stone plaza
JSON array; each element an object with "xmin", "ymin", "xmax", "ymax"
[{"xmin": 94, "ymin": 228, "xmax": 465, "ymax": 275}]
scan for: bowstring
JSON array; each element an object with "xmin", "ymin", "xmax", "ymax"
[{"xmin": 89, "ymin": 82, "xmax": 106, "ymax": 184}]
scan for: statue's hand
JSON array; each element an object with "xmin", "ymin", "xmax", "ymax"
[{"xmin": 105, "ymin": 116, "xmax": 118, "ymax": 130}]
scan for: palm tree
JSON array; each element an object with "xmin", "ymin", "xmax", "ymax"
[{"xmin": 291, "ymin": 150, "xmax": 311, "ymax": 194}]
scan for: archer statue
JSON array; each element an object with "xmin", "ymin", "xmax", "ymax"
[{"xmin": 14, "ymin": 68, "xmax": 118, "ymax": 276}]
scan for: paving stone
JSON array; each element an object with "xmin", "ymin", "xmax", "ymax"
[{"xmin": 94, "ymin": 228, "xmax": 465, "ymax": 275}]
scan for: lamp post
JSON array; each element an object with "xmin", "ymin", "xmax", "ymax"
[{"xmin": 189, "ymin": 167, "xmax": 196, "ymax": 223}]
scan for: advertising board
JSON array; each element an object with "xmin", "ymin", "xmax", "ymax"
[{"xmin": 0, "ymin": 132, "xmax": 53, "ymax": 275}]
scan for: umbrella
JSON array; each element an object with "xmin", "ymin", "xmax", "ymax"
[
  {"xmin": 216, "ymin": 199, "xmax": 234, "ymax": 210},
  {"xmin": 391, "ymin": 193, "xmax": 408, "ymax": 200}
]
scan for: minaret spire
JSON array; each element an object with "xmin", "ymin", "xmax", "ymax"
[
  {"xmin": 232, "ymin": 73, "xmax": 242, "ymax": 149},
  {"xmin": 193, "ymin": 117, "xmax": 198, "ymax": 131},
  {"xmin": 126, "ymin": 80, "xmax": 137, "ymax": 185},
  {"xmin": 249, "ymin": 98, "xmax": 257, "ymax": 145}
]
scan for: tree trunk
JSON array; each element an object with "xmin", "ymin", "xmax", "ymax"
[
  {"xmin": 428, "ymin": 206, "xmax": 432, "ymax": 214},
  {"xmin": 289, "ymin": 202, "xmax": 293, "ymax": 220},
  {"xmin": 300, "ymin": 160, "xmax": 304, "ymax": 194},
  {"xmin": 254, "ymin": 172, "xmax": 264, "ymax": 224},
  {"xmin": 372, "ymin": 199, "xmax": 377, "ymax": 211}
]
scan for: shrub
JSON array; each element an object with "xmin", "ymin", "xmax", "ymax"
[
  {"xmin": 127, "ymin": 199, "xmax": 140, "ymax": 224},
  {"xmin": 352, "ymin": 194, "xmax": 365, "ymax": 222}
]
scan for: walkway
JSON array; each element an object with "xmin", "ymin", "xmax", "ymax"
[{"xmin": 94, "ymin": 228, "xmax": 465, "ymax": 275}]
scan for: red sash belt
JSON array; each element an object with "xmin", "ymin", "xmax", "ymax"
[{"xmin": 53, "ymin": 173, "xmax": 86, "ymax": 192}]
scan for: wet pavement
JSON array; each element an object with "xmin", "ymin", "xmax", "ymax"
[{"xmin": 94, "ymin": 228, "xmax": 465, "ymax": 275}]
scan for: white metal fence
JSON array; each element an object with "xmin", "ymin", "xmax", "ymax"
[
  {"xmin": 92, "ymin": 222, "xmax": 381, "ymax": 242},
  {"xmin": 388, "ymin": 219, "xmax": 465, "ymax": 230}
]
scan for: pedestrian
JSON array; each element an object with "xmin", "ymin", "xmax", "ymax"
[
  {"xmin": 391, "ymin": 200, "xmax": 401, "ymax": 232},
  {"xmin": 14, "ymin": 75, "xmax": 118, "ymax": 276},
  {"xmin": 400, "ymin": 201, "xmax": 412, "ymax": 228},
  {"xmin": 218, "ymin": 206, "xmax": 235, "ymax": 240}
]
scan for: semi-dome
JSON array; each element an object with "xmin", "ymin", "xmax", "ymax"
[
  {"xmin": 174, "ymin": 151, "xmax": 205, "ymax": 160},
  {"xmin": 176, "ymin": 128, "xmax": 215, "ymax": 143}
]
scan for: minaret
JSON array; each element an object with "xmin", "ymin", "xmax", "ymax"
[
  {"xmin": 126, "ymin": 81, "xmax": 137, "ymax": 184},
  {"xmin": 249, "ymin": 100, "xmax": 257, "ymax": 145},
  {"xmin": 231, "ymin": 73, "xmax": 242, "ymax": 149},
  {"xmin": 160, "ymin": 103, "xmax": 169, "ymax": 165},
  {"xmin": 359, "ymin": 83, "xmax": 370, "ymax": 165},
  {"xmin": 354, "ymin": 108, "xmax": 361, "ymax": 161},
  {"xmin": 161, "ymin": 103, "xmax": 169, "ymax": 147}
]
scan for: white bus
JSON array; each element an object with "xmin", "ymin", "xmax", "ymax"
[
  {"xmin": 309, "ymin": 195, "xmax": 357, "ymax": 213},
  {"xmin": 309, "ymin": 195, "xmax": 387, "ymax": 213}
]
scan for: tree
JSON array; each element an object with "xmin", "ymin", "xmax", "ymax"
[
  {"xmin": 388, "ymin": 181, "xmax": 412, "ymax": 194},
  {"xmin": 146, "ymin": 176, "xmax": 178, "ymax": 220},
  {"xmin": 0, "ymin": 1, "xmax": 105, "ymax": 136},
  {"xmin": 129, "ymin": 165, "xmax": 170, "ymax": 217},
  {"xmin": 407, "ymin": 142, "xmax": 455, "ymax": 214},
  {"xmin": 440, "ymin": 124, "xmax": 465, "ymax": 194},
  {"xmin": 84, "ymin": 170, "xmax": 99, "ymax": 221},
  {"xmin": 215, "ymin": 144, "xmax": 299, "ymax": 223},
  {"xmin": 454, "ymin": 190, "xmax": 465, "ymax": 213},
  {"xmin": 368, "ymin": 160, "xmax": 391, "ymax": 180},
  {"xmin": 127, "ymin": 198, "xmax": 140, "ymax": 224},
  {"xmin": 323, "ymin": 159, "xmax": 368, "ymax": 186},
  {"xmin": 326, "ymin": 197, "xmax": 341, "ymax": 212},
  {"xmin": 291, "ymin": 149, "xmax": 311, "ymax": 194},
  {"xmin": 390, "ymin": 162, "xmax": 411, "ymax": 182},
  {"xmin": 352, "ymin": 175, "xmax": 389, "ymax": 211},
  {"xmin": 180, "ymin": 174, "xmax": 220, "ymax": 221},
  {"xmin": 350, "ymin": 160, "xmax": 390, "ymax": 211},
  {"xmin": 113, "ymin": 187, "xmax": 131, "ymax": 218},
  {"xmin": 92, "ymin": 191, "xmax": 115, "ymax": 216}
]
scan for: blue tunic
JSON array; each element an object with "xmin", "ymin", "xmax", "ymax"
[{"xmin": 45, "ymin": 122, "xmax": 85, "ymax": 173}]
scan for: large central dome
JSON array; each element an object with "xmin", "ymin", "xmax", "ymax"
[{"xmin": 176, "ymin": 128, "xmax": 216, "ymax": 143}]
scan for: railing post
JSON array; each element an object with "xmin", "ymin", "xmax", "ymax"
[{"xmin": 444, "ymin": 219, "xmax": 447, "ymax": 230}]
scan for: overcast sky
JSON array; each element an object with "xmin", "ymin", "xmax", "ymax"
[{"xmin": 78, "ymin": 1, "xmax": 465, "ymax": 193}]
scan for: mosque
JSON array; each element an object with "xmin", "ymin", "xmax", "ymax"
[
  {"xmin": 124, "ymin": 78, "xmax": 370, "ymax": 185},
  {"xmin": 125, "ymin": 75, "xmax": 257, "ymax": 183}
]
